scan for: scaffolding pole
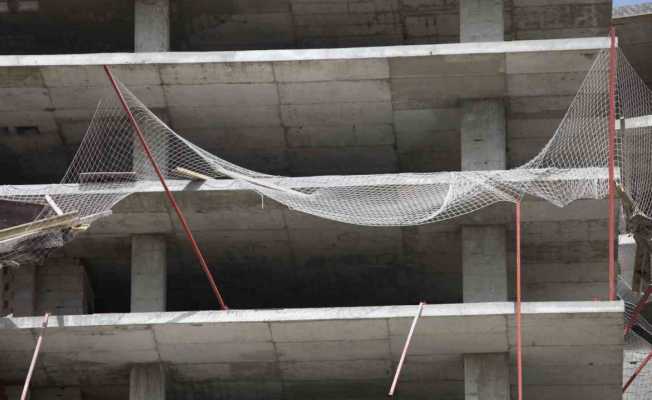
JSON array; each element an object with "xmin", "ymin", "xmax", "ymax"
[
  {"xmin": 608, "ymin": 26, "xmax": 618, "ymax": 301},
  {"xmin": 20, "ymin": 313, "xmax": 49, "ymax": 400},
  {"xmin": 515, "ymin": 201, "xmax": 523, "ymax": 400},
  {"xmin": 103, "ymin": 65, "xmax": 228, "ymax": 310},
  {"xmin": 388, "ymin": 302, "xmax": 425, "ymax": 396}
]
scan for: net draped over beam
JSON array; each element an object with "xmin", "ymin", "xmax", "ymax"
[{"xmin": 0, "ymin": 48, "xmax": 651, "ymax": 264}]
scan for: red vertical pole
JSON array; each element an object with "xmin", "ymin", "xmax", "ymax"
[
  {"xmin": 623, "ymin": 350, "xmax": 652, "ymax": 392},
  {"xmin": 21, "ymin": 313, "xmax": 49, "ymax": 400},
  {"xmin": 608, "ymin": 26, "xmax": 617, "ymax": 301},
  {"xmin": 103, "ymin": 65, "xmax": 228, "ymax": 310},
  {"xmin": 515, "ymin": 201, "xmax": 523, "ymax": 400}
]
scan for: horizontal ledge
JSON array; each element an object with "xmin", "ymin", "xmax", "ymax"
[
  {"xmin": 0, "ymin": 37, "xmax": 611, "ymax": 67},
  {"xmin": 0, "ymin": 167, "xmax": 612, "ymax": 197},
  {"xmin": 0, "ymin": 301, "xmax": 623, "ymax": 330}
]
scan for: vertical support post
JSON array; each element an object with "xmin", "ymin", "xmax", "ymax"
[
  {"xmin": 608, "ymin": 26, "xmax": 617, "ymax": 301},
  {"xmin": 388, "ymin": 302, "xmax": 425, "ymax": 396},
  {"xmin": 515, "ymin": 201, "xmax": 523, "ymax": 400},
  {"xmin": 624, "ymin": 350, "xmax": 652, "ymax": 393},
  {"xmin": 103, "ymin": 65, "xmax": 228, "ymax": 311},
  {"xmin": 20, "ymin": 313, "xmax": 49, "ymax": 400}
]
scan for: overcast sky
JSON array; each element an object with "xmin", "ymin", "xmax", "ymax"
[{"xmin": 613, "ymin": 0, "xmax": 650, "ymax": 6}]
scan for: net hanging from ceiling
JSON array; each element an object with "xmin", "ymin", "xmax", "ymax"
[{"xmin": 1, "ymin": 48, "xmax": 651, "ymax": 265}]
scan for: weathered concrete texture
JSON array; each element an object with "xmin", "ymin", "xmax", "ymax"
[
  {"xmin": 41, "ymin": 185, "xmax": 607, "ymax": 310},
  {"xmin": 614, "ymin": 11, "xmax": 652, "ymax": 89},
  {"xmin": 130, "ymin": 364, "xmax": 166, "ymax": 400},
  {"xmin": 460, "ymin": 0, "xmax": 504, "ymax": 43},
  {"xmin": 464, "ymin": 353, "xmax": 509, "ymax": 400},
  {"xmin": 131, "ymin": 235, "xmax": 167, "ymax": 312},
  {"xmin": 461, "ymin": 99, "xmax": 506, "ymax": 171},
  {"xmin": 4, "ymin": 386, "xmax": 83, "ymax": 400},
  {"xmin": 463, "ymin": 226, "xmax": 508, "ymax": 303},
  {"xmin": 0, "ymin": 0, "xmax": 133, "ymax": 55},
  {"xmin": 0, "ymin": 301, "xmax": 624, "ymax": 400},
  {"xmin": 135, "ymin": 0, "xmax": 170, "ymax": 52},
  {"xmin": 0, "ymin": 38, "xmax": 607, "ymax": 183}
]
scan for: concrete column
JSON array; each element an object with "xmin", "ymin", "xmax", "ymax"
[
  {"xmin": 12, "ymin": 265, "xmax": 35, "ymax": 317},
  {"xmin": 135, "ymin": 0, "xmax": 170, "ymax": 52},
  {"xmin": 460, "ymin": 0, "xmax": 504, "ymax": 43},
  {"xmin": 463, "ymin": 226, "xmax": 507, "ymax": 302},
  {"xmin": 130, "ymin": 364, "xmax": 166, "ymax": 400},
  {"xmin": 131, "ymin": 235, "xmax": 167, "ymax": 312},
  {"xmin": 464, "ymin": 353, "xmax": 510, "ymax": 400},
  {"xmin": 461, "ymin": 99, "xmax": 507, "ymax": 303},
  {"xmin": 461, "ymin": 100, "xmax": 506, "ymax": 171}
]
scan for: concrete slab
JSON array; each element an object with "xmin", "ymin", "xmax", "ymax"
[{"xmin": 0, "ymin": 301, "xmax": 623, "ymax": 400}]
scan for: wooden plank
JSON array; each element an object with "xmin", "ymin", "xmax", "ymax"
[
  {"xmin": 175, "ymin": 167, "xmax": 211, "ymax": 181},
  {"xmin": 44, "ymin": 195, "xmax": 63, "ymax": 216},
  {"xmin": 0, "ymin": 212, "xmax": 79, "ymax": 242}
]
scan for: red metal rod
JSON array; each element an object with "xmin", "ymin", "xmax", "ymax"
[
  {"xmin": 623, "ymin": 350, "xmax": 652, "ymax": 392},
  {"xmin": 103, "ymin": 65, "xmax": 228, "ymax": 310},
  {"xmin": 388, "ymin": 302, "xmax": 425, "ymax": 396},
  {"xmin": 515, "ymin": 201, "xmax": 523, "ymax": 400},
  {"xmin": 21, "ymin": 313, "xmax": 49, "ymax": 400},
  {"xmin": 608, "ymin": 26, "xmax": 618, "ymax": 301},
  {"xmin": 625, "ymin": 285, "xmax": 652, "ymax": 335}
]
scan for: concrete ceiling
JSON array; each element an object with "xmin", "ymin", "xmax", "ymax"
[
  {"xmin": 0, "ymin": 38, "xmax": 607, "ymax": 183},
  {"xmin": 0, "ymin": 301, "xmax": 624, "ymax": 400}
]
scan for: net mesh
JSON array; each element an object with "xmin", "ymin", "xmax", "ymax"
[{"xmin": 0, "ymin": 47, "xmax": 651, "ymax": 266}]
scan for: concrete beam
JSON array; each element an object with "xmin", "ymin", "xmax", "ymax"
[
  {"xmin": 0, "ymin": 38, "xmax": 611, "ymax": 67},
  {"xmin": 131, "ymin": 235, "xmax": 167, "ymax": 312},
  {"xmin": 460, "ymin": 0, "xmax": 504, "ymax": 43},
  {"xmin": 135, "ymin": 0, "xmax": 170, "ymax": 52}
]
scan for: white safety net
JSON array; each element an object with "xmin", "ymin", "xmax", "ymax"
[{"xmin": 1, "ymin": 47, "xmax": 651, "ymax": 265}]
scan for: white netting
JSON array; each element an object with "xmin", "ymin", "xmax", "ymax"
[
  {"xmin": 624, "ymin": 331, "xmax": 652, "ymax": 400},
  {"xmin": 0, "ymin": 47, "xmax": 651, "ymax": 265}
]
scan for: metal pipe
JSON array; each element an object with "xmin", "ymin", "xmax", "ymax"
[
  {"xmin": 388, "ymin": 302, "xmax": 425, "ymax": 396},
  {"xmin": 20, "ymin": 313, "xmax": 50, "ymax": 400}
]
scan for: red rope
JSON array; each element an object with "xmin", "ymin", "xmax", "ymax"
[
  {"xmin": 608, "ymin": 26, "xmax": 617, "ymax": 301},
  {"xmin": 103, "ymin": 65, "xmax": 228, "ymax": 310},
  {"xmin": 515, "ymin": 201, "xmax": 523, "ymax": 400},
  {"xmin": 21, "ymin": 313, "xmax": 49, "ymax": 400},
  {"xmin": 624, "ymin": 350, "xmax": 652, "ymax": 392}
]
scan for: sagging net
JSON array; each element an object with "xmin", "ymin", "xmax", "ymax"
[{"xmin": 0, "ymin": 47, "xmax": 651, "ymax": 267}]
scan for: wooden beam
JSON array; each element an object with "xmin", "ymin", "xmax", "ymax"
[
  {"xmin": 175, "ymin": 167, "xmax": 211, "ymax": 181},
  {"xmin": 44, "ymin": 195, "xmax": 63, "ymax": 216},
  {"xmin": 0, "ymin": 212, "xmax": 79, "ymax": 243}
]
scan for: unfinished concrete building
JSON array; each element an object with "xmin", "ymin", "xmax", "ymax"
[{"xmin": 0, "ymin": 1, "xmax": 650, "ymax": 399}]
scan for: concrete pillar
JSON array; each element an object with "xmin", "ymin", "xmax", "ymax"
[
  {"xmin": 464, "ymin": 353, "xmax": 510, "ymax": 400},
  {"xmin": 463, "ymin": 226, "xmax": 507, "ymax": 302},
  {"xmin": 130, "ymin": 364, "xmax": 166, "ymax": 400},
  {"xmin": 0, "ymin": 266, "xmax": 9, "ymax": 316},
  {"xmin": 12, "ymin": 265, "xmax": 35, "ymax": 317},
  {"xmin": 461, "ymin": 100, "xmax": 506, "ymax": 171},
  {"xmin": 460, "ymin": 98, "xmax": 509, "ymax": 398},
  {"xmin": 131, "ymin": 235, "xmax": 167, "ymax": 312},
  {"xmin": 461, "ymin": 99, "xmax": 507, "ymax": 303},
  {"xmin": 134, "ymin": 0, "xmax": 170, "ymax": 52},
  {"xmin": 460, "ymin": 0, "xmax": 504, "ymax": 43}
]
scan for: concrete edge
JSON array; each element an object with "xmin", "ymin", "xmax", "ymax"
[
  {"xmin": 0, "ymin": 301, "xmax": 623, "ymax": 330},
  {"xmin": 0, "ymin": 37, "xmax": 611, "ymax": 67}
]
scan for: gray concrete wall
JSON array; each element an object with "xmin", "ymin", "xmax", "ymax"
[
  {"xmin": 57, "ymin": 188, "xmax": 610, "ymax": 311},
  {"xmin": 615, "ymin": 12, "xmax": 652, "ymax": 89},
  {"xmin": 0, "ymin": 1, "xmax": 610, "ymax": 55},
  {"xmin": 0, "ymin": 40, "xmax": 605, "ymax": 184}
]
